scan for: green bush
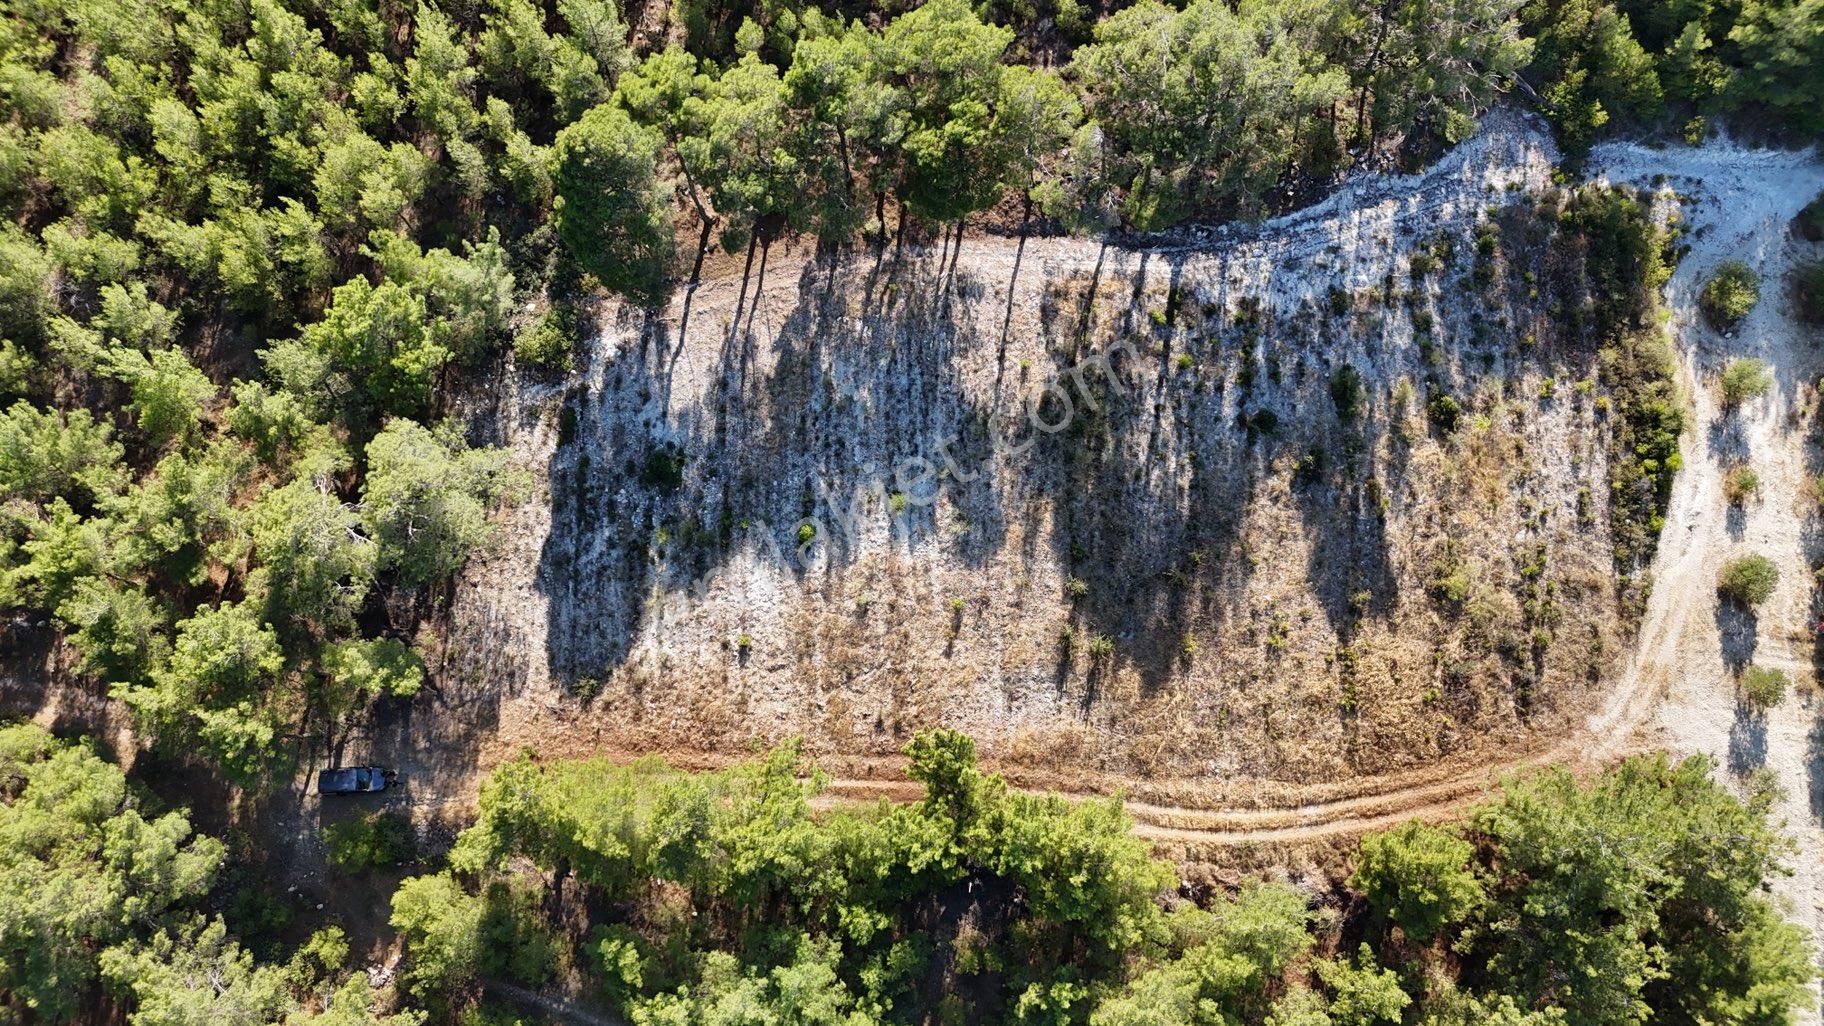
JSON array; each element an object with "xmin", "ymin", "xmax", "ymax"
[
  {"xmin": 324, "ymin": 811, "xmax": 416, "ymax": 870},
  {"xmin": 1724, "ymin": 465, "xmax": 1761, "ymax": 506},
  {"xmin": 1427, "ymin": 391, "xmax": 1463, "ymax": 432},
  {"xmin": 1718, "ymin": 554, "xmax": 1779, "ymax": 607},
  {"xmin": 1430, "ymin": 566, "xmax": 1475, "ymax": 605},
  {"xmin": 513, "ymin": 310, "xmax": 572, "ymax": 371},
  {"xmin": 639, "ymin": 445, "xmax": 686, "ymax": 491},
  {"xmin": 1740, "ymin": 665, "xmax": 1789, "ymax": 709},
  {"xmin": 1701, "ymin": 261, "xmax": 1760, "ymax": 329},
  {"xmin": 1720, "ymin": 358, "xmax": 1772, "ymax": 408},
  {"xmin": 1330, "ymin": 364, "xmax": 1366, "ymax": 421}
]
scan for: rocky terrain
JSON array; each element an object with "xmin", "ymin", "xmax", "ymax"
[{"xmin": 419, "ymin": 110, "xmax": 1659, "ymax": 804}]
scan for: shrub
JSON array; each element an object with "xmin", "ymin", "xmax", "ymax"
[
  {"xmin": 1741, "ymin": 665, "xmax": 1789, "ymax": 709},
  {"xmin": 513, "ymin": 310, "xmax": 572, "ymax": 370},
  {"xmin": 227, "ymin": 882, "xmax": 294, "ymax": 957},
  {"xmin": 1718, "ymin": 554, "xmax": 1779, "ymax": 607},
  {"xmin": 639, "ymin": 445, "xmax": 686, "ymax": 491},
  {"xmin": 325, "ymin": 811, "xmax": 416, "ymax": 870},
  {"xmin": 1431, "ymin": 566, "xmax": 1474, "ymax": 605},
  {"xmin": 1427, "ymin": 391, "xmax": 1463, "ymax": 432},
  {"xmin": 1700, "ymin": 261, "xmax": 1760, "ymax": 329},
  {"xmin": 1792, "ymin": 261, "xmax": 1824, "ymax": 326},
  {"xmin": 1720, "ymin": 358, "xmax": 1772, "ymax": 408},
  {"xmin": 1724, "ymin": 465, "xmax": 1761, "ymax": 506}
]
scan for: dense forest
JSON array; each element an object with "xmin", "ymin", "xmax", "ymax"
[{"xmin": 1, "ymin": 0, "xmax": 1822, "ymax": 1021}]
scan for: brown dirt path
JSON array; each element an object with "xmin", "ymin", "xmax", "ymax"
[{"xmin": 417, "ymin": 127, "xmax": 1824, "ymax": 857}]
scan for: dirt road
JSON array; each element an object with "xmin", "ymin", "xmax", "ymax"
[
  {"xmin": 423, "ymin": 118, "xmax": 1822, "ymax": 851},
  {"xmin": 1586, "ymin": 136, "xmax": 1824, "ymax": 1014},
  {"xmin": 1026, "ymin": 136, "xmax": 1824, "ymax": 855},
  {"xmin": 363, "ymin": 115, "xmax": 1824, "ymax": 859}
]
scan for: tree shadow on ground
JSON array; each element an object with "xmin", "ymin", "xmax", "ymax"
[
  {"xmin": 1728, "ymin": 702, "xmax": 1768, "ymax": 775},
  {"xmin": 1714, "ymin": 598, "xmax": 1760, "ymax": 672},
  {"xmin": 536, "ymin": 249, "xmax": 1008, "ymax": 685},
  {"xmin": 535, "ymin": 242, "xmax": 1281, "ymax": 696},
  {"xmin": 527, "ymin": 194, "xmax": 1604, "ymax": 721},
  {"xmin": 1808, "ymin": 713, "xmax": 1824, "ymax": 821}
]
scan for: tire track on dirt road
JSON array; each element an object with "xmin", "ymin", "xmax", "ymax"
[
  {"xmin": 789, "ymin": 137, "xmax": 1824, "ymax": 849},
  {"xmin": 418, "ymin": 119, "xmax": 1820, "ymax": 854}
]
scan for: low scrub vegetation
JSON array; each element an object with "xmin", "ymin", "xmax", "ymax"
[
  {"xmin": 1719, "ymin": 554, "xmax": 1780, "ymax": 607},
  {"xmin": 1575, "ymin": 187, "xmax": 1683, "ymax": 578},
  {"xmin": 1725, "ymin": 464, "xmax": 1763, "ymax": 506},
  {"xmin": 1721, "ymin": 357, "xmax": 1774, "ymax": 408},
  {"xmin": 324, "ymin": 811, "xmax": 418, "ymax": 871},
  {"xmin": 1702, "ymin": 261, "xmax": 1762, "ymax": 329},
  {"xmin": 1741, "ymin": 665, "xmax": 1790, "ymax": 709}
]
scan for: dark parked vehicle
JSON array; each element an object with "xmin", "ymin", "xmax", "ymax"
[{"xmin": 316, "ymin": 766, "xmax": 395, "ymax": 794}]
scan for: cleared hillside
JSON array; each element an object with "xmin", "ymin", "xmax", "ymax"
[{"xmin": 428, "ymin": 112, "xmax": 1672, "ymax": 805}]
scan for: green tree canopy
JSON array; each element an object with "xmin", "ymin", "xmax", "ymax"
[
  {"xmin": 1467, "ymin": 755, "xmax": 1811, "ymax": 1026},
  {"xmin": 875, "ymin": 0, "xmax": 1017, "ymax": 222},
  {"xmin": 248, "ymin": 477, "xmax": 376, "ymax": 635},
  {"xmin": 551, "ymin": 102, "xmax": 677, "ymax": 304},
  {"xmin": 1068, "ymin": 0, "xmax": 1348, "ymax": 228},
  {"xmin": 1348, "ymin": 820, "xmax": 1484, "ymax": 943},
  {"xmin": 360, "ymin": 419, "xmax": 513, "ymax": 588},
  {"xmin": 0, "ymin": 724, "xmax": 223, "ymax": 1022}
]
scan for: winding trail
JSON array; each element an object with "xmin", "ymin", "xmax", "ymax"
[
  {"xmin": 403, "ymin": 118, "xmax": 1824, "ymax": 857},
  {"xmin": 670, "ymin": 131, "xmax": 1824, "ymax": 851},
  {"xmin": 1591, "ymin": 137, "xmax": 1824, "ymax": 1018}
]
